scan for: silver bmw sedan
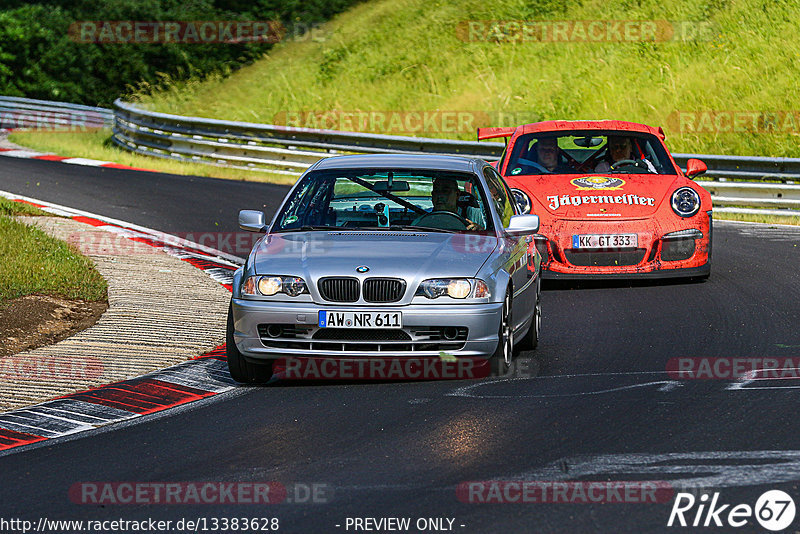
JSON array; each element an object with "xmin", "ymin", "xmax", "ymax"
[{"xmin": 227, "ymin": 154, "xmax": 542, "ymax": 382}]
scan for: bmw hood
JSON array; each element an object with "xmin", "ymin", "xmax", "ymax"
[
  {"xmin": 252, "ymin": 231, "xmax": 498, "ymax": 280},
  {"xmin": 511, "ymin": 174, "xmax": 678, "ymax": 219}
]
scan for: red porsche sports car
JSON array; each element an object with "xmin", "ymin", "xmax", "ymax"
[{"xmin": 478, "ymin": 120, "xmax": 711, "ymax": 279}]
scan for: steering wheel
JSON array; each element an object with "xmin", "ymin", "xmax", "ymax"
[
  {"xmin": 515, "ymin": 157, "xmax": 551, "ymax": 174},
  {"xmin": 413, "ymin": 210, "xmax": 470, "ymax": 230},
  {"xmin": 610, "ymin": 159, "xmax": 650, "ymax": 172}
]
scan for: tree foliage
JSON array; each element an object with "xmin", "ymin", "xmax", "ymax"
[{"xmin": 0, "ymin": 0, "xmax": 362, "ymax": 106}]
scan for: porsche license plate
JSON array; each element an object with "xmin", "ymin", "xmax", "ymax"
[
  {"xmin": 318, "ymin": 311, "xmax": 402, "ymax": 329},
  {"xmin": 572, "ymin": 233, "xmax": 638, "ymax": 249}
]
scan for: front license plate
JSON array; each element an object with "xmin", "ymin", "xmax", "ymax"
[
  {"xmin": 572, "ymin": 233, "xmax": 638, "ymax": 249},
  {"xmin": 318, "ymin": 310, "xmax": 402, "ymax": 328}
]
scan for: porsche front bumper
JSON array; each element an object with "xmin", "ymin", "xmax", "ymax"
[{"xmin": 536, "ymin": 213, "xmax": 712, "ymax": 279}]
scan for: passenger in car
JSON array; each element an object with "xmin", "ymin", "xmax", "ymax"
[{"xmin": 595, "ymin": 136, "xmax": 657, "ymax": 173}]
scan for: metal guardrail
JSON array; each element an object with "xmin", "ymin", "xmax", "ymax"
[
  {"xmin": 111, "ymin": 100, "xmax": 799, "ymax": 217},
  {"xmin": 0, "ymin": 96, "xmax": 113, "ymax": 130},
  {"xmin": 110, "ymin": 99, "xmax": 499, "ymax": 176},
  {"xmin": 0, "ymin": 96, "xmax": 797, "ymax": 218}
]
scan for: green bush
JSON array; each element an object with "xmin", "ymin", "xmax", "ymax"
[{"xmin": 0, "ymin": 0, "xmax": 363, "ymax": 107}]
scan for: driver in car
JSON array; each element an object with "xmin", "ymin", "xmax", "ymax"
[
  {"xmin": 516, "ymin": 137, "xmax": 575, "ymax": 174},
  {"xmin": 595, "ymin": 136, "xmax": 657, "ymax": 173},
  {"xmin": 536, "ymin": 137, "xmax": 566, "ymax": 173},
  {"xmin": 413, "ymin": 177, "xmax": 478, "ymax": 230}
]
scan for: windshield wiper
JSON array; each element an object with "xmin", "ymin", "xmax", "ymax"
[
  {"xmin": 350, "ymin": 225, "xmax": 456, "ymax": 234},
  {"xmin": 273, "ymin": 225, "xmax": 337, "ymax": 232},
  {"xmin": 394, "ymin": 225, "xmax": 457, "ymax": 233}
]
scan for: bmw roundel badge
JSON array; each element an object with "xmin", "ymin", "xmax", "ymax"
[{"xmin": 356, "ymin": 265, "xmax": 369, "ymax": 273}]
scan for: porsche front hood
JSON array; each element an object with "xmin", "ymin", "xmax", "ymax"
[{"xmin": 517, "ymin": 174, "xmax": 678, "ymax": 219}]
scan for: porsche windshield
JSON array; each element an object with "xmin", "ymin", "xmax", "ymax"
[
  {"xmin": 274, "ymin": 169, "xmax": 495, "ymax": 233},
  {"xmin": 504, "ymin": 132, "xmax": 677, "ymax": 176}
]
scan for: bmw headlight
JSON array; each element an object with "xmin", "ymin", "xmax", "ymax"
[
  {"xmin": 258, "ymin": 276, "xmax": 282, "ymax": 296},
  {"xmin": 671, "ymin": 187, "xmax": 701, "ymax": 217},
  {"xmin": 242, "ymin": 275, "xmax": 308, "ymax": 297},
  {"xmin": 416, "ymin": 278, "xmax": 490, "ymax": 299},
  {"xmin": 510, "ymin": 188, "xmax": 532, "ymax": 214},
  {"xmin": 282, "ymin": 276, "xmax": 307, "ymax": 297}
]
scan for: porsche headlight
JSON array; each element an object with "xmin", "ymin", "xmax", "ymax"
[
  {"xmin": 242, "ymin": 275, "xmax": 308, "ymax": 297},
  {"xmin": 416, "ymin": 278, "xmax": 489, "ymax": 299},
  {"xmin": 510, "ymin": 188, "xmax": 532, "ymax": 214},
  {"xmin": 671, "ymin": 187, "xmax": 701, "ymax": 217}
]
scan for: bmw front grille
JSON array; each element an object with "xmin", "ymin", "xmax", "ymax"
[{"xmin": 317, "ymin": 277, "xmax": 406, "ymax": 303}]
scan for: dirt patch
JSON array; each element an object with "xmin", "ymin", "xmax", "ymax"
[
  {"xmin": 0, "ymin": 295, "xmax": 107, "ymax": 357},
  {"xmin": 0, "ymin": 130, "xmax": 26, "ymax": 150}
]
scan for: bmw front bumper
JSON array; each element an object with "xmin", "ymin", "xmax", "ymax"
[{"xmin": 231, "ymin": 298, "xmax": 503, "ymax": 360}]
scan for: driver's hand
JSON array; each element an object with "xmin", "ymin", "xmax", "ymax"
[{"xmin": 465, "ymin": 218, "xmax": 478, "ymax": 231}]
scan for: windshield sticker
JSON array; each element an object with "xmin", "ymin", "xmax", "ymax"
[
  {"xmin": 571, "ymin": 176, "xmax": 625, "ymax": 190},
  {"xmin": 284, "ymin": 215, "xmax": 298, "ymax": 224},
  {"xmin": 547, "ymin": 194, "xmax": 655, "ymax": 210},
  {"xmin": 511, "ymin": 167, "xmax": 522, "ymax": 175}
]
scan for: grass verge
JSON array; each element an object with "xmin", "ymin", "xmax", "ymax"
[
  {"xmin": 7, "ymin": 130, "xmax": 300, "ymax": 185},
  {"xmin": 713, "ymin": 212, "xmax": 800, "ymax": 226},
  {"xmin": 0, "ymin": 197, "xmax": 46, "ymax": 217},
  {"xmin": 0, "ymin": 198, "xmax": 107, "ymax": 304},
  {"xmin": 132, "ymin": 0, "xmax": 800, "ymax": 159}
]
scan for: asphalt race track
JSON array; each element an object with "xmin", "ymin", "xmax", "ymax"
[
  {"xmin": 2, "ymin": 157, "xmax": 800, "ymax": 533},
  {"xmin": 0, "ymin": 156, "xmax": 290, "ymax": 233}
]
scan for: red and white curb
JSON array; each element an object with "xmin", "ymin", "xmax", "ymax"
[
  {"xmin": 0, "ymin": 348, "xmax": 233, "ymax": 451},
  {"xmin": 0, "ymin": 192, "xmax": 245, "ymax": 453},
  {"xmin": 0, "ymin": 147, "xmax": 157, "ymax": 172}
]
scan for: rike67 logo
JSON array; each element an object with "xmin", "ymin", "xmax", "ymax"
[{"xmin": 668, "ymin": 490, "xmax": 796, "ymax": 531}]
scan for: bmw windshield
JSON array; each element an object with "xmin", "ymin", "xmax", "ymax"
[{"xmin": 274, "ymin": 168, "xmax": 496, "ymax": 233}]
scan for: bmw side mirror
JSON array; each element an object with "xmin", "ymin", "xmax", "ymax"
[
  {"xmin": 505, "ymin": 214, "xmax": 540, "ymax": 236},
  {"xmin": 685, "ymin": 158, "xmax": 707, "ymax": 179},
  {"xmin": 239, "ymin": 210, "xmax": 266, "ymax": 232}
]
